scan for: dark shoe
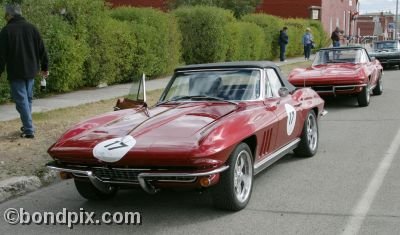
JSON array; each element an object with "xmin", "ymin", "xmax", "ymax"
[
  {"xmin": 20, "ymin": 133, "xmax": 35, "ymax": 139},
  {"xmin": 20, "ymin": 126, "xmax": 24, "ymax": 132}
]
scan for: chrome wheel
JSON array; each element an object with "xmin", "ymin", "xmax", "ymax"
[
  {"xmin": 233, "ymin": 150, "xmax": 253, "ymax": 203},
  {"xmin": 307, "ymin": 113, "xmax": 318, "ymax": 152},
  {"xmin": 212, "ymin": 143, "xmax": 253, "ymax": 210}
]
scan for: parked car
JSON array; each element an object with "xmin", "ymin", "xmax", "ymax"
[
  {"xmin": 368, "ymin": 40, "xmax": 400, "ymax": 69},
  {"xmin": 288, "ymin": 46, "xmax": 383, "ymax": 107},
  {"xmin": 47, "ymin": 61, "xmax": 326, "ymax": 211}
]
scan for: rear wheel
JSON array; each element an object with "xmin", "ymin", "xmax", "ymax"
[
  {"xmin": 357, "ymin": 85, "xmax": 370, "ymax": 107},
  {"xmin": 294, "ymin": 110, "xmax": 318, "ymax": 157},
  {"xmin": 212, "ymin": 143, "xmax": 253, "ymax": 211},
  {"xmin": 74, "ymin": 178, "xmax": 117, "ymax": 200}
]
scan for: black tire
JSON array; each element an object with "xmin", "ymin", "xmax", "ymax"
[
  {"xmin": 357, "ymin": 85, "xmax": 370, "ymax": 107},
  {"xmin": 74, "ymin": 178, "xmax": 117, "ymax": 200},
  {"xmin": 212, "ymin": 143, "xmax": 253, "ymax": 211},
  {"xmin": 294, "ymin": 110, "xmax": 318, "ymax": 157},
  {"xmin": 372, "ymin": 75, "xmax": 383, "ymax": 96}
]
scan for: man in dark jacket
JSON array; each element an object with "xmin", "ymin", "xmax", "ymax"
[
  {"xmin": 0, "ymin": 4, "xmax": 49, "ymax": 138},
  {"xmin": 331, "ymin": 26, "xmax": 341, "ymax": 47},
  {"xmin": 278, "ymin": 26, "xmax": 288, "ymax": 62}
]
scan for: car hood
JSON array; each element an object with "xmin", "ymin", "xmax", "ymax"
[
  {"xmin": 289, "ymin": 64, "xmax": 363, "ymax": 83},
  {"xmin": 50, "ymin": 102, "xmax": 237, "ymax": 150}
]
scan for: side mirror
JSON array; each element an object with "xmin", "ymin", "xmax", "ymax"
[{"xmin": 278, "ymin": 87, "xmax": 290, "ymax": 97}]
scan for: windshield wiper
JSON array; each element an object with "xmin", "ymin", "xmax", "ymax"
[{"xmin": 157, "ymin": 95, "xmax": 238, "ymax": 106}]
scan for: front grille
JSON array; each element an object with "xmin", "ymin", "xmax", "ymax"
[
  {"xmin": 335, "ymin": 86, "xmax": 355, "ymax": 91},
  {"xmin": 312, "ymin": 86, "xmax": 333, "ymax": 92},
  {"xmin": 145, "ymin": 176, "xmax": 197, "ymax": 182},
  {"xmin": 92, "ymin": 167, "xmax": 197, "ymax": 183},
  {"xmin": 93, "ymin": 168, "xmax": 142, "ymax": 182}
]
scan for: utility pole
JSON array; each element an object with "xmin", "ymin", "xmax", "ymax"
[{"xmin": 396, "ymin": 0, "xmax": 399, "ymax": 39}]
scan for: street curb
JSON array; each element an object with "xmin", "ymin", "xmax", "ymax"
[{"xmin": 0, "ymin": 170, "xmax": 59, "ymax": 203}]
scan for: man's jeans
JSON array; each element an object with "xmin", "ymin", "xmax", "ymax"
[
  {"xmin": 279, "ymin": 44, "xmax": 287, "ymax": 61},
  {"xmin": 10, "ymin": 78, "xmax": 35, "ymax": 134},
  {"xmin": 333, "ymin": 40, "xmax": 340, "ymax": 47},
  {"xmin": 304, "ymin": 44, "xmax": 312, "ymax": 59}
]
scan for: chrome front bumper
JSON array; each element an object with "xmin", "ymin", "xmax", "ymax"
[
  {"xmin": 46, "ymin": 162, "xmax": 229, "ymax": 194},
  {"xmin": 312, "ymin": 84, "xmax": 366, "ymax": 95}
]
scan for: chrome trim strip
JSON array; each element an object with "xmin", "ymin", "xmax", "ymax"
[
  {"xmin": 175, "ymin": 68, "xmax": 262, "ymax": 73},
  {"xmin": 333, "ymin": 84, "xmax": 366, "ymax": 88},
  {"xmin": 137, "ymin": 165, "xmax": 229, "ymax": 179},
  {"xmin": 254, "ymin": 138, "xmax": 300, "ymax": 175},
  {"xmin": 47, "ymin": 165, "xmax": 91, "ymax": 176}
]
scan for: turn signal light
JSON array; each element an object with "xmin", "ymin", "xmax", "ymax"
[
  {"xmin": 199, "ymin": 177, "xmax": 211, "ymax": 187},
  {"xmin": 59, "ymin": 171, "xmax": 72, "ymax": 180}
]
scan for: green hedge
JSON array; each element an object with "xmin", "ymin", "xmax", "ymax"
[
  {"xmin": 226, "ymin": 22, "xmax": 265, "ymax": 61},
  {"xmin": 110, "ymin": 7, "xmax": 182, "ymax": 79},
  {"xmin": 84, "ymin": 16, "xmax": 137, "ymax": 86},
  {"xmin": 241, "ymin": 14, "xmax": 283, "ymax": 60},
  {"xmin": 174, "ymin": 6, "xmax": 235, "ymax": 64}
]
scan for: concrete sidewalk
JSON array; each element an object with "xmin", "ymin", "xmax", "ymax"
[{"xmin": 0, "ymin": 56, "xmax": 309, "ymax": 121}]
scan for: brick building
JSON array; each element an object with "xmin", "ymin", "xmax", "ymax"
[
  {"xmin": 355, "ymin": 12, "xmax": 395, "ymax": 40},
  {"xmin": 108, "ymin": 0, "xmax": 359, "ymax": 35},
  {"xmin": 256, "ymin": 0, "xmax": 359, "ymax": 36}
]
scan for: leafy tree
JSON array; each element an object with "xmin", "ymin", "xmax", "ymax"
[{"xmin": 168, "ymin": 0, "xmax": 261, "ymax": 18}]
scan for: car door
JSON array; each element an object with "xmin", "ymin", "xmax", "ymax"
[{"xmin": 264, "ymin": 68, "xmax": 303, "ymax": 150}]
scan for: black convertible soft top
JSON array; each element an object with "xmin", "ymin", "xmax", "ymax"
[{"xmin": 174, "ymin": 61, "xmax": 296, "ymax": 92}]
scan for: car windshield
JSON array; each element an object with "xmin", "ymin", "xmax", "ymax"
[
  {"xmin": 160, "ymin": 69, "xmax": 261, "ymax": 102},
  {"xmin": 313, "ymin": 49, "xmax": 363, "ymax": 65},
  {"xmin": 374, "ymin": 42, "xmax": 398, "ymax": 50}
]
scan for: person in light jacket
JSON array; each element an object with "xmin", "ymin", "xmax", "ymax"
[{"xmin": 302, "ymin": 28, "xmax": 313, "ymax": 61}]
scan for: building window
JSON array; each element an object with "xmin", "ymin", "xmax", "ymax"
[
  {"xmin": 309, "ymin": 6, "xmax": 321, "ymax": 20},
  {"xmin": 312, "ymin": 9, "xmax": 319, "ymax": 20}
]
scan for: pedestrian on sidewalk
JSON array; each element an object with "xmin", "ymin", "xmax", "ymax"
[
  {"xmin": 278, "ymin": 26, "xmax": 289, "ymax": 62},
  {"xmin": 331, "ymin": 26, "xmax": 341, "ymax": 47},
  {"xmin": 0, "ymin": 4, "xmax": 49, "ymax": 139},
  {"xmin": 302, "ymin": 28, "xmax": 313, "ymax": 61}
]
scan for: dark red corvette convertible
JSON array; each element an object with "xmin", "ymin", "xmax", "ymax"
[
  {"xmin": 288, "ymin": 47, "xmax": 383, "ymax": 107},
  {"xmin": 47, "ymin": 61, "xmax": 326, "ymax": 210}
]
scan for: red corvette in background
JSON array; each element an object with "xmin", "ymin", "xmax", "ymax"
[
  {"xmin": 47, "ymin": 61, "xmax": 326, "ymax": 211},
  {"xmin": 288, "ymin": 47, "xmax": 383, "ymax": 107}
]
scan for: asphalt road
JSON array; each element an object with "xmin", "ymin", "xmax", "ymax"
[{"xmin": 1, "ymin": 69, "xmax": 400, "ymax": 235}]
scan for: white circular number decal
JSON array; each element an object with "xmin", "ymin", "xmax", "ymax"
[
  {"xmin": 285, "ymin": 104, "xmax": 296, "ymax": 136},
  {"xmin": 93, "ymin": 136, "xmax": 136, "ymax": 163}
]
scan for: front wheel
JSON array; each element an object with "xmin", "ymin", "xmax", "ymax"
[
  {"xmin": 212, "ymin": 143, "xmax": 253, "ymax": 211},
  {"xmin": 294, "ymin": 110, "xmax": 318, "ymax": 157},
  {"xmin": 372, "ymin": 75, "xmax": 383, "ymax": 96},
  {"xmin": 357, "ymin": 85, "xmax": 370, "ymax": 107},
  {"xmin": 74, "ymin": 178, "xmax": 118, "ymax": 200}
]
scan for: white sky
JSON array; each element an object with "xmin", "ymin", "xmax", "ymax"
[{"xmin": 359, "ymin": 0, "xmax": 399, "ymax": 13}]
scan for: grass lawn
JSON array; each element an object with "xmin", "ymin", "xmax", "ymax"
[{"xmin": 0, "ymin": 61, "xmax": 312, "ymax": 181}]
